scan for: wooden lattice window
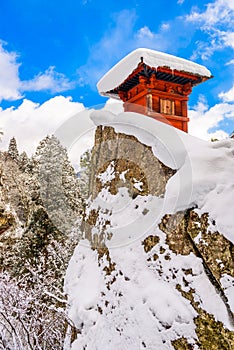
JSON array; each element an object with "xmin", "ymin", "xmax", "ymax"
[{"xmin": 160, "ymin": 99, "xmax": 175, "ymax": 115}]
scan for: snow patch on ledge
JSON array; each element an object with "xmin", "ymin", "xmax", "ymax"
[
  {"xmin": 97, "ymin": 48, "xmax": 212, "ymax": 96},
  {"xmin": 90, "ymin": 110, "xmax": 234, "ymax": 244}
]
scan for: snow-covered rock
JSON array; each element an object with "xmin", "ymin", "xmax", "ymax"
[{"xmin": 65, "ymin": 111, "xmax": 234, "ymax": 349}]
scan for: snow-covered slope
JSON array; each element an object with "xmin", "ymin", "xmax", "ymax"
[
  {"xmin": 65, "ymin": 111, "xmax": 234, "ymax": 350},
  {"xmin": 97, "ymin": 48, "xmax": 212, "ymax": 96}
]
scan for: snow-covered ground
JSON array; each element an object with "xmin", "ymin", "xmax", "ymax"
[{"xmin": 65, "ymin": 236, "xmax": 233, "ymax": 349}]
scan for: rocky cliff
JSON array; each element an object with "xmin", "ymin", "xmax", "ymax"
[{"xmin": 65, "ymin": 112, "xmax": 234, "ymax": 350}]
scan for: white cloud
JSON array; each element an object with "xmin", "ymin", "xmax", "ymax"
[
  {"xmin": 219, "ymin": 84, "xmax": 234, "ymax": 102},
  {"xmin": 102, "ymin": 98, "xmax": 123, "ymax": 114},
  {"xmin": 161, "ymin": 23, "xmax": 170, "ymax": 31},
  {"xmin": 136, "ymin": 26, "xmax": 154, "ymax": 39},
  {"xmin": 177, "ymin": 0, "xmax": 185, "ymax": 4},
  {"xmin": 226, "ymin": 58, "xmax": 234, "ymax": 65},
  {"xmin": 221, "ymin": 31, "xmax": 234, "ymax": 49},
  {"xmin": 0, "ymin": 41, "xmax": 22, "ymax": 101},
  {"xmin": 22, "ymin": 66, "xmax": 74, "ymax": 93},
  {"xmin": 186, "ymin": 0, "xmax": 234, "ymax": 59},
  {"xmin": 0, "ymin": 92, "xmax": 233, "ymax": 161},
  {"xmin": 0, "ymin": 41, "xmax": 74, "ymax": 102},
  {"xmin": 0, "ymin": 96, "xmax": 84, "ymax": 154},
  {"xmin": 188, "ymin": 96, "xmax": 234, "ymax": 140},
  {"xmin": 0, "ymin": 96, "xmax": 124, "ymax": 171},
  {"xmin": 187, "ymin": 0, "xmax": 234, "ymax": 25},
  {"xmin": 190, "ymin": 34, "xmax": 224, "ymax": 60}
]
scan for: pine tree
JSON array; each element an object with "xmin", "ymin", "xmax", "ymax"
[
  {"xmin": 0, "ymin": 135, "xmax": 83, "ymax": 349},
  {"xmin": 18, "ymin": 151, "xmax": 29, "ymax": 171},
  {"xmin": 33, "ymin": 134, "xmax": 84, "ymax": 234},
  {"xmin": 8, "ymin": 137, "xmax": 19, "ymax": 162},
  {"xmin": 79, "ymin": 149, "xmax": 92, "ymax": 199}
]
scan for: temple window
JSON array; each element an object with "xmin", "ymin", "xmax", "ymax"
[{"xmin": 160, "ymin": 99, "xmax": 175, "ymax": 115}]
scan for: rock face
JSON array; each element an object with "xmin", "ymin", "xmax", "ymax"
[
  {"xmin": 85, "ymin": 125, "xmax": 175, "ymax": 247},
  {"xmin": 159, "ymin": 210, "xmax": 234, "ymax": 349},
  {"xmin": 66, "ymin": 124, "xmax": 234, "ymax": 350},
  {"xmin": 90, "ymin": 125, "xmax": 176, "ymax": 198}
]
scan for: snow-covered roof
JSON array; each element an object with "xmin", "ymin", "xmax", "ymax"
[{"xmin": 97, "ymin": 48, "xmax": 212, "ymax": 97}]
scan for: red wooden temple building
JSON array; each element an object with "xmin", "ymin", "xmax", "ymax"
[{"xmin": 97, "ymin": 49, "xmax": 212, "ymax": 133}]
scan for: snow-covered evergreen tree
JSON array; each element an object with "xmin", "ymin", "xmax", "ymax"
[
  {"xmin": 0, "ymin": 271, "xmax": 77, "ymax": 350},
  {"xmin": 18, "ymin": 151, "xmax": 29, "ymax": 172},
  {"xmin": 0, "ymin": 134, "xmax": 85, "ymax": 349},
  {"xmin": 33, "ymin": 134, "xmax": 83, "ymax": 233},
  {"xmin": 79, "ymin": 149, "xmax": 92, "ymax": 199},
  {"xmin": 8, "ymin": 137, "xmax": 19, "ymax": 162}
]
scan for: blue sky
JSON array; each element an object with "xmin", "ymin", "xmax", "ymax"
[{"xmin": 0, "ymin": 0, "xmax": 234, "ymax": 152}]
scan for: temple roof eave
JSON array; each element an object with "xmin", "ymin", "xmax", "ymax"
[
  {"xmin": 97, "ymin": 48, "xmax": 212, "ymax": 95},
  {"xmin": 100, "ymin": 71, "xmax": 212, "ymax": 99},
  {"xmin": 99, "ymin": 66, "xmax": 212, "ymax": 99}
]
